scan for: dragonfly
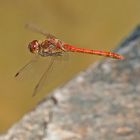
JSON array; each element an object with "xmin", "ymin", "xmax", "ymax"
[{"xmin": 15, "ymin": 24, "xmax": 124, "ymax": 97}]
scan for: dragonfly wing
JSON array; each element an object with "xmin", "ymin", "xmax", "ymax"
[
  {"xmin": 25, "ymin": 23, "xmax": 57, "ymax": 39},
  {"xmin": 15, "ymin": 56, "xmax": 38, "ymax": 77},
  {"xmin": 32, "ymin": 57, "xmax": 56, "ymax": 97}
]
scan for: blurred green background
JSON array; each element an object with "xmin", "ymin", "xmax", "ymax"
[{"xmin": 0, "ymin": 0, "xmax": 140, "ymax": 133}]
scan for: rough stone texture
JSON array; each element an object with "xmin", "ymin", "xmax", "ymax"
[{"xmin": 1, "ymin": 25, "xmax": 140, "ymax": 140}]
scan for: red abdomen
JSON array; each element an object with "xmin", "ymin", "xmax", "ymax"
[{"xmin": 64, "ymin": 44, "xmax": 124, "ymax": 60}]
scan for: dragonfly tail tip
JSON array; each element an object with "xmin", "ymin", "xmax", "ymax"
[{"xmin": 119, "ymin": 55, "xmax": 125, "ymax": 60}]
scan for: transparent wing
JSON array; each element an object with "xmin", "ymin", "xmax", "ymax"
[
  {"xmin": 15, "ymin": 56, "xmax": 38, "ymax": 77},
  {"xmin": 32, "ymin": 56, "xmax": 56, "ymax": 97},
  {"xmin": 25, "ymin": 23, "xmax": 57, "ymax": 39}
]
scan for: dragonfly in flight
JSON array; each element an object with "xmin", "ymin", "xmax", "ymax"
[{"xmin": 15, "ymin": 24, "xmax": 124, "ymax": 97}]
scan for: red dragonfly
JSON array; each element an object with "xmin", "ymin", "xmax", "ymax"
[{"xmin": 15, "ymin": 24, "xmax": 124, "ymax": 96}]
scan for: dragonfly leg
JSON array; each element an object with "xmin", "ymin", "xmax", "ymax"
[{"xmin": 40, "ymin": 52, "xmax": 63, "ymax": 57}]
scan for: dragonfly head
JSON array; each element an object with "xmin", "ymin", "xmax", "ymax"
[{"xmin": 28, "ymin": 40, "xmax": 40, "ymax": 54}]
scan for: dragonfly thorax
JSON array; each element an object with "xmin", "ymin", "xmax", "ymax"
[{"xmin": 38, "ymin": 38, "xmax": 64, "ymax": 57}]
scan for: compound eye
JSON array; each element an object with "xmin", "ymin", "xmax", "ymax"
[{"xmin": 28, "ymin": 40, "xmax": 39, "ymax": 53}]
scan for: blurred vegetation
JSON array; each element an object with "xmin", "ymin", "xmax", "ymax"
[{"xmin": 0, "ymin": 0, "xmax": 140, "ymax": 133}]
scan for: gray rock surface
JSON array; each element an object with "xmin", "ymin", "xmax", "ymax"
[{"xmin": 1, "ymin": 26, "xmax": 140, "ymax": 140}]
